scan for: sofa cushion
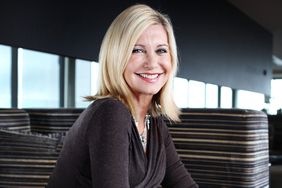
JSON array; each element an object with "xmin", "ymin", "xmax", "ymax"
[
  {"xmin": 166, "ymin": 108, "xmax": 269, "ymax": 188},
  {"xmin": 0, "ymin": 109, "xmax": 30, "ymax": 132},
  {"xmin": 25, "ymin": 108, "xmax": 84, "ymax": 134},
  {"xmin": 0, "ymin": 129, "xmax": 61, "ymax": 187}
]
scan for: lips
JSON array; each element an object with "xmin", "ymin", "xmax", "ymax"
[
  {"xmin": 135, "ymin": 73, "xmax": 163, "ymax": 83},
  {"xmin": 138, "ymin": 73, "xmax": 159, "ymax": 79}
]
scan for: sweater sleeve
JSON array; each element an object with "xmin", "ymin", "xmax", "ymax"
[
  {"xmin": 161, "ymin": 120, "xmax": 199, "ymax": 188},
  {"xmin": 86, "ymin": 99, "xmax": 131, "ymax": 188}
]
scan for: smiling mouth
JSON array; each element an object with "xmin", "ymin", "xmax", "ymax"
[{"xmin": 136, "ymin": 73, "xmax": 162, "ymax": 79}]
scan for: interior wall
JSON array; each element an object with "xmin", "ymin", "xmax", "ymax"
[
  {"xmin": 0, "ymin": 0, "xmax": 272, "ymax": 95},
  {"xmin": 163, "ymin": 0, "xmax": 272, "ymax": 95}
]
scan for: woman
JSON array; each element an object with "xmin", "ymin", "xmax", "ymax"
[{"xmin": 47, "ymin": 4, "xmax": 198, "ymax": 188}]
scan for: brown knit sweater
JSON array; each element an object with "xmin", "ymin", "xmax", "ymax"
[{"xmin": 47, "ymin": 98, "xmax": 198, "ymax": 188}]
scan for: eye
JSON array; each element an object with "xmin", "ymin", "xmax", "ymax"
[
  {"xmin": 132, "ymin": 48, "xmax": 145, "ymax": 53},
  {"xmin": 156, "ymin": 48, "xmax": 168, "ymax": 54}
]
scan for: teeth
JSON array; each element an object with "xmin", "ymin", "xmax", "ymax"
[{"xmin": 139, "ymin": 73, "xmax": 159, "ymax": 79}]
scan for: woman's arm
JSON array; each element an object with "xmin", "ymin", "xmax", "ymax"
[
  {"xmin": 86, "ymin": 99, "xmax": 132, "ymax": 188},
  {"xmin": 161, "ymin": 120, "xmax": 198, "ymax": 188}
]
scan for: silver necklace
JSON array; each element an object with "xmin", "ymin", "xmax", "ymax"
[
  {"xmin": 134, "ymin": 114, "xmax": 151, "ymax": 152},
  {"xmin": 139, "ymin": 125, "xmax": 147, "ymax": 151}
]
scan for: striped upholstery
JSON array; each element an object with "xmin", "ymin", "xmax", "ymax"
[
  {"xmin": 0, "ymin": 109, "xmax": 30, "ymax": 132},
  {"xmin": 166, "ymin": 108, "xmax": 269, "ymax": 188},
  {"xmin": 0, "ymin": 108, "xmax": 269, "ymax": 187},
  {"xmin": 25, "ymin": 108, "xmax": 84, "ymax": 134},
  {"xmin": 0, "ymin": 129, "xmax": 61, "ymax": 187},
  {"xmin": 0, "ymin": 108, "xmax": 82, "ymax": 187}
]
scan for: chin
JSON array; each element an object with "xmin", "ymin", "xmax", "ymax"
[
  {"xmin": 146, "ymin": 89, "xmax": 161, "ymax": 96},
  {"xmin": 136, "ymin": 86, "xmax": 163, "ymax": 96}
]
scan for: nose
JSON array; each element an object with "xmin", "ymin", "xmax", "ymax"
[{"xmin": 144, "ymin": 51, "xmax": 158, "ymax": 69}]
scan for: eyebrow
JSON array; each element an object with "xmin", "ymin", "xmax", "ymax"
[{"xmin": 134, "ymin": 44, "xmax": 169, "ymax": 48}]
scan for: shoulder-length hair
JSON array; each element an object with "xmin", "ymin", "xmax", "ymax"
[{"xmin": 86, "ymin": 4, "xmax": 180, "ymax": 121}]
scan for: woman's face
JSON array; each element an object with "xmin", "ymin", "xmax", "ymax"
[{"xmin": 124, "ymin": 24, "xmax": 172, "ymax": 98}]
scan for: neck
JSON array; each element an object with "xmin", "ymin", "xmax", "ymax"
[{"xmin": 132, "ymin": 95, "xmax": 152, "ymax": 124}]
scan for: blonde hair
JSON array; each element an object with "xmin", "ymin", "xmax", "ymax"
[{"xmin": 86, "ymin": 4, "xmax": 180, "ymax": 121}]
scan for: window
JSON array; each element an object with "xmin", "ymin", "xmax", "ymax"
[
  {"xmin": 91, "ymin": 62, "xmax": 99, "ymax": 96},
  {"xmin": 0, "ymin": 44, "xmax": 12, "ymax": 107},
  {"xmin": 18, "ymin": 48, "xmax": 60, "ymax": 108},
  {"xmin": 269, "ymin": 79, "xmax": 282, "ymax": 114},
  {"xmin": 220, "ymin": 86, "xmax": 232, "ymax": 108},
  {"xmin": 206, "ymin": 83, "xmax": 218, "ymax": 108},
  {"xmin": 236, "ymin": 90, "xmax": 265, "ymax": 110},
  {"xmin": 75, "ymin": 59, "xmax": 92, "ymax": 107},
  {"xmin": 2, "ymin": 45, "xmax": 251, "ymax": 111},
  {"xmin": 188, "ymin": 80, "xmax": 205, "ymax": 108},
  {"xmin": 173, "ymin": 77, "xmax": 189, "ymax": 108}
]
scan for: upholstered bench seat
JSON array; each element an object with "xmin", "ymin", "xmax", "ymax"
[
  {"xmin": 0, "ymin": 108, "xmax": 270, "ymax": 187},
  {"xmin": 0, "ymin": 109, "xmax": 30, "ymax": 131},
  {"xmin": 0, "ymin": 129, "xmax": 60, "ymax": 187},
  {"xmin": 166, "ymin": 108, "xmax": 269, "ymax": 188},
  {"xmin": 0, "ymin": 108, "xmax": 84, "ymax": 187},
  {"xmin": 25, "ymin": 108, "xmax": 84, "ymax": 134}
]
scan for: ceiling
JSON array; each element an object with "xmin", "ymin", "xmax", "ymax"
[{"xmin": 227, "ymin": 0, "xmax": 282, "ymax": 71}]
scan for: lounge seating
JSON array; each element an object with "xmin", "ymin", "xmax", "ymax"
[
  {"xmin": 25, "ymin": 108, "xmax": 83, "ymax": 134},
  {"xmin": 0, "ymin": 109, "xmax": 30, "ymax": 132},
  {"xmin": 166, "ymin": 108, "xmax": 269, "ymax": 188},
  {"xmin": 0, "ymin": 108, "xmax": 83, "ymax": 188},
  {"xmin": 0, "ymin": 108, "xmax": 269, "ymax": 187},
  {"xmin": 0, "ymin": 129, "xmax": 60, "ymax": 187}
]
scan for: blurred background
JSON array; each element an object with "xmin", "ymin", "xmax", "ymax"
[{"xmin": 0, "ymin": 0, "xmax": 281, "ymax": 114}]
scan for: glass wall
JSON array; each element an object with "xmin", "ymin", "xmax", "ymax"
[
  {"xmin": 188, "ymin": 80, "xmax": 206, "ymax": 108},
  {"xmin": 75, "ymin": 59, "xmax": 92, "ymax": 108},
  {"xmin": 173, "ymin": 77, "xmax": 189, "ymax": 108},
  {"xmin": 220, "ymin": 86, "xmax": 233, "ymax": 108},
  {"xmin": 269, "ymin": 79, "xmax": 282, "ymax": 114},
  {"xmin": 3, "ymin": 43, "xmax": 282, "ymax": 113},
  {"xmin": 0, "ymin": 44, "xmax": 12, "ymax": 107},
  {"xmin": 236, "ymin": 90, "xmax": 265, "ymax": 110},
  {"xmin": 91, "ymin": 62, "xmax": 99, "ymax": 96},
  {"xmin": 173, "ymin": 80, "xmax": 240, "ymax": 109},
  {"xmin": 206, "ymin": 83, "xmax": 218, "ymax": 108},
  {"xmin": 18, "ymin": 48, "xmax": 60, "ymax": 108}
]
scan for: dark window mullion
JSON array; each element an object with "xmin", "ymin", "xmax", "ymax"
[
  {"xmin": 11, "ymin": 47, "xmax": 18, "ymax": 108},
  {"xmin": 63, "ymin": 57, "xmax": 75, "ymax": 108},
  {"xmin": 67, "ymin": 58, "xmax": 76, "ymax": 107},
  {"xmin": 218, "ymin": 86, "xmax": 221, "ymax": 108},
  {"xmin": 59, "ymin": 56, "xmax": 65, "ymax": 107}
]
